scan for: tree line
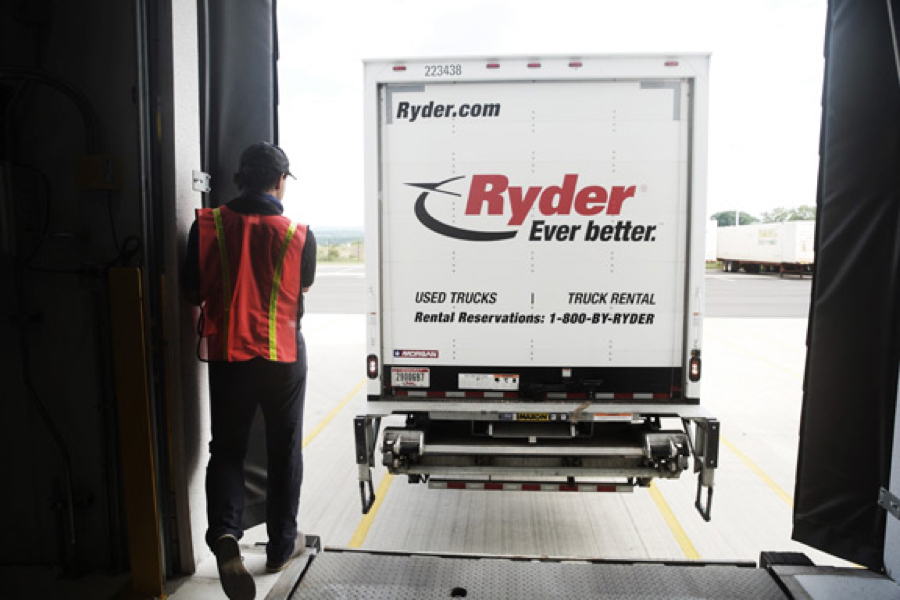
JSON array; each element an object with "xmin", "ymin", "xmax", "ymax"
[{"xmin": 711, "ymin": 206, "xmax": 816, "ymax": 227}]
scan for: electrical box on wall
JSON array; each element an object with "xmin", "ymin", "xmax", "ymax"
[{"xmin": 76, "ymin": 155, "xmax": 121, "ymax": 190}]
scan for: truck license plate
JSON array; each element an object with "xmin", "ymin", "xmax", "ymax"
[{"xmin": 391, "ymin": 367, "xmax": 430, "ymax": 388}]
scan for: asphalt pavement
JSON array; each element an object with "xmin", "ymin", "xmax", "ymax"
[
  {"xmin": 305, "ymin": 264, "xmax": 366, "ymax": 315},
  {"xmin": 705, "ymin": 270, "xmax": 812, "ymax": 318}
]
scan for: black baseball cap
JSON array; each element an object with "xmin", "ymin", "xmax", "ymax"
[{"xmin": 238, "ymin": 141, "xmax": 295, "ymax": 179}]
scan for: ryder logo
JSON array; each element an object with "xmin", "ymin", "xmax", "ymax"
[{"xmin": 407, "ymin": 174, "xmax": 637, "ymax": 242}]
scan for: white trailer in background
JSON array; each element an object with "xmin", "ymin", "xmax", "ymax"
[
  {"xmin": 717, "ymin": 221, "xmax": 815, "ymax": 277},
  {"xmin": 356, "ymin": 54, "xmax": 719, "ymax": 521},
  {"xmin": 706, "ymin": 220, "xmax": 719, "ymax": 263}
]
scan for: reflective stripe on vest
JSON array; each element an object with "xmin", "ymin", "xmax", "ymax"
[
  {"xmin": 212, "ymin": 208, "xmax": 233, "ymax": 360},
  {"xmin": 268, "ymin": 222, "xmax": 298, "ymax": 360}
]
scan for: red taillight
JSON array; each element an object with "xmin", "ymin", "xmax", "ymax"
[
  {"xmin": 367, "ymin": 354, "xmax": 379, "ymax": 379},
  {"xmin": 689, "ymin": 350, "xmax": 701, "ymax": 382}
]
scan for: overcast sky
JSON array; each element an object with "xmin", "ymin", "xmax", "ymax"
[{"xmin": 276, "ymin": 0, "xmax": 826, "ymax": 228}]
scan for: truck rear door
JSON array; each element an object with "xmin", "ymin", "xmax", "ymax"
[{"xmin": 369, "ymin": 63, "xmax": 702, "ymax": 403}]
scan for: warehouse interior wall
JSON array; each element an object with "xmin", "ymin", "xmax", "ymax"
[
  {"xmin": 0, "ymin": 0, "xmax": 145, "ymax": 574},
  {"xmin": 0, "ymin": 0, "xmax": 281, "ymax": 584},
  {"xmin": 157, "ymin": 0, "xmax": 208, "ymax": 573},
  {"xmin": 0, "ymin": 0, "xmax": 210, "ymax": 582}
]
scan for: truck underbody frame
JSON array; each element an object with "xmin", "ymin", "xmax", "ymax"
[
  {"xmin": 720, "ymin": 260, "xmax": 813, "ymax": 278},
  {"xmin": 355, "ymin": 402, "xmax": 719, "ymax": 521}
]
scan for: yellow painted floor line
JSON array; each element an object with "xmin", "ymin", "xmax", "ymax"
[
  {"xmin": 649, "ymin": 482, "xmax": 701, "ymax": 560},
  {"xmin": 302, "ymin": 379, "xmax": 366, "ymax": 449},
  {"xmin": 348, "ymin": 473, "xmax": 395, "ymax": 548},
  {"xmin": 722, "ymin": 435, "xmax": 794, "ymax": 507}
]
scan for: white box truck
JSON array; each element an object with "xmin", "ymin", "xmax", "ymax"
[
  {"xmin": 356, "ymin": 54, "xmax": 719, "ymax": 520},
  {"xmin": 717, "ymin": 221, "xmax": 815, "ymax": 276}
]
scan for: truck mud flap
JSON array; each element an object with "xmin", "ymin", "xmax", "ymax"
[
  {"xmin": 688, "ymin": 418, "xmax": 719, "ymax": 521},
  {"xmin": 355, "ymin": 416, "xmax": 380, "ymax": 513}
]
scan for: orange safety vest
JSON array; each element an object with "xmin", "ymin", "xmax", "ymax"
[{"xmin": 196, "ymin": 205, "xmax": 307, "ymax": 362}]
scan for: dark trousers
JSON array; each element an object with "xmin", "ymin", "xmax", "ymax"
[{"xmin": 205, "ymin": 334, "xmax": 307, "ymax": 565}]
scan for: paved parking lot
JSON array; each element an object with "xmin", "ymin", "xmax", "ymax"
[{"xmin": 705, "ymin": 270, "xmax": 812, "ymax": 318}]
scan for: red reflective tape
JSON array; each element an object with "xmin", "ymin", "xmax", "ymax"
[
  {"xmin": 393, "ymin": 390, "xmax": 520, "ymax": 399},
  {"xmin": 614, "ymin": 393, "xmax": 632, "ymax": 400},
  {"xmin": 653, "ymin": 393, "xmax": 670, "ymax": 400},
  {"xmin": 437, "ymin": 481, "xmax": 626, "ymax": 493}
]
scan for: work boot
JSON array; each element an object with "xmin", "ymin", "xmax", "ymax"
[
  {"xmin": 214, "ymin": 534, "xmax": 256, "ymax": 600},
  {"xmin": 265, "ymin": 532, "xmax": 307, "ymax": 573}
]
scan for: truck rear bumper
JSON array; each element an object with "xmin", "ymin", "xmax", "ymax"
[
  {"xmin": 355, "ymin": 405, "xmax": 720, "ymax": 520},
  {"xmin": 364, "ymin": 401, "xmax": 712, "ymax": 420},
  {"xmin": 382, "ymin": 422, "xmax": 691, "ymax": 480}
]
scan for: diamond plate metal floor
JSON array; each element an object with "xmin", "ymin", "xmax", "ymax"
[{"xmin": 284, "ymin": 549, "xmax": 787, "ymax": 599}]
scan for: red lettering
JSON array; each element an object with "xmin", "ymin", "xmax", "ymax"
[
  {"xmin": 607, "ymin": 186, "xmax": 636, "ymax": 215},
  {"xmin": 508, "ymin": 186, "xmax": 541, "ymax": 226},
  {"xmin": 465, "ymin": 175, "xmax": 635, "ymax": 223},
  {"xmin": 466, "ymin": 175, "xmax": 508, "ymax": 216},
  {"xmin": 574, "ymin": 186, "xmax": 608, "ymax": 215},
  {"xmin": 538, "ymin": 174, "xmax": 577, "ymax": 217}
]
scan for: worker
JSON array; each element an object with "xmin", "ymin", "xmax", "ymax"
[{"xmin": 182, "ymin": 141, "xmax": 316, "ymax": 600}]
